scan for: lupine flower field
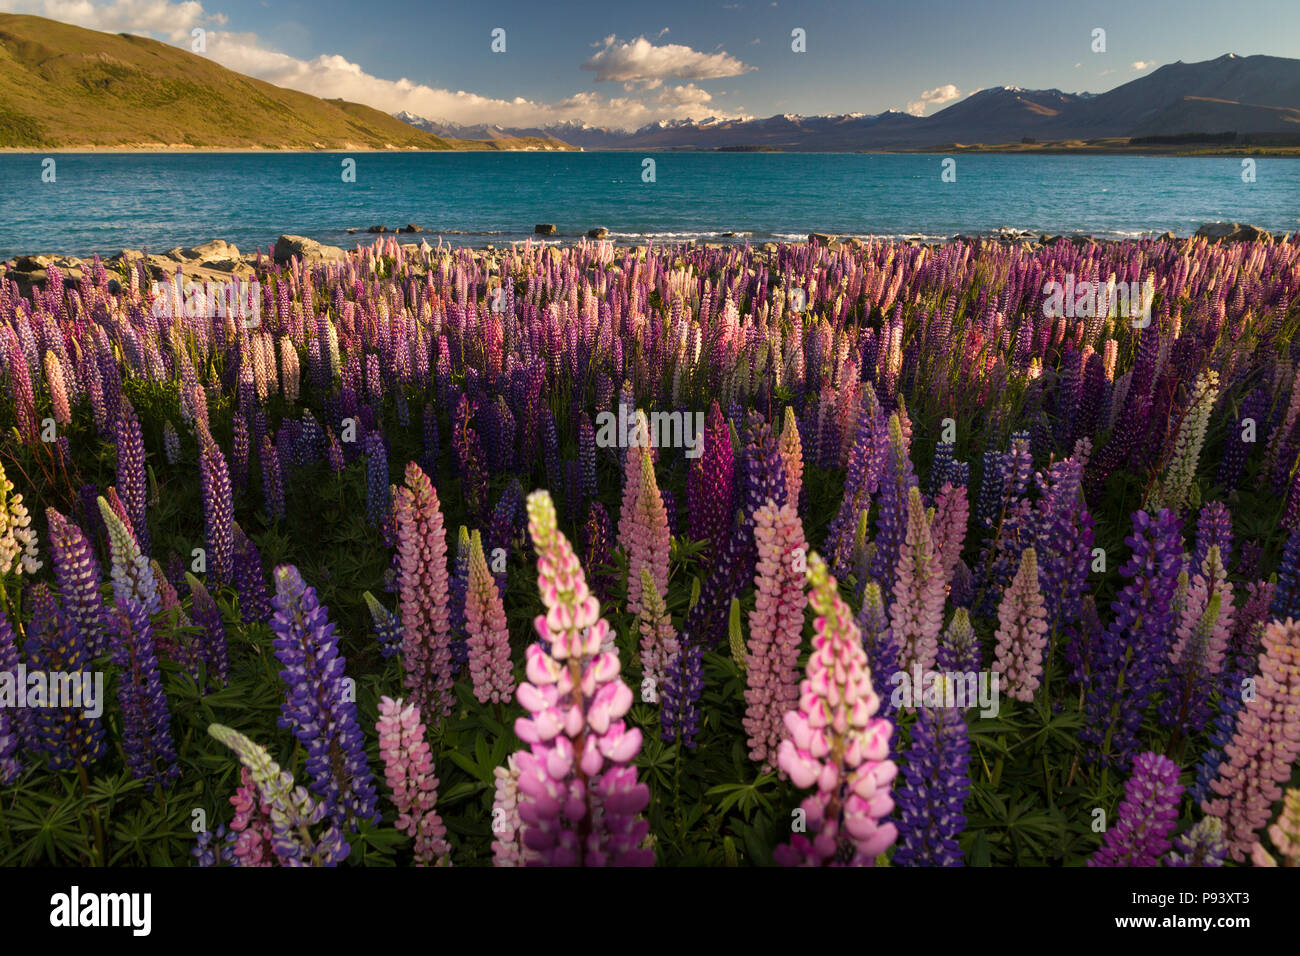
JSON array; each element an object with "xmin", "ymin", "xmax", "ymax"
[{"xmin": 2, "ymin": 234, "xmax": 1299, "ymax": 867}]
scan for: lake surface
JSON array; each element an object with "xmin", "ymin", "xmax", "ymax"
[{"xmin": 1, "ymin": 151, "xmax": 1297, "ymax": 258}]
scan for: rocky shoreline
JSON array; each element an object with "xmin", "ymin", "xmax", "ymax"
[{"xmin": 2, "ymin": 222, "xmax": 1282, "ymax": 297}]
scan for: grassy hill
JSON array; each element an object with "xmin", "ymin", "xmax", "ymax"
[{"xmin": 0, "ymin": 14, "xmax": 560, "ymax": 150}]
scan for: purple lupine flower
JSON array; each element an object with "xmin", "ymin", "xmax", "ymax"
[
  {"xmin": 232, "ymin": 412, "xmax": 250, "ymax": 494},
  {"xmin": 686, "ymin": 401, "xmax": 734, "ymax": 561},
  {"xmin": 581, "ymin": 500, "xmax": 614, "ymax": 603},
  {"xmin": 45, "ymin": 509, "xmax": 109, "ymax": 657},
  {"xmin": 1193, "ymin": 501, "xmax": 1233, "ymax": 580},
  {"xmin": 1216, "ymin": 385, "xmax": 1268, "ymax": 493},
  {"xmin": 1080, "ymin": 510, "xmax": 1183, "ymax": 768},
  {"xmin": 24, "ymin": 584, "xmax": 105, "ymax": 770},
  {"xmin": 0, "ymin": 611, "xmax": 21, "ymax": 783},
  {"xmin": 363, "ymin": 431, "xmax": 389, "ymax": 529},
  {"xmin": 232, "ymin": 525, "xmax": 272, "ymax": 625},
  {"xmin": 1165, "ymin": 817, "xmax": 1228, "ymax": 867},
  {"xmin": 892, "ymin": 700, "xmax": 971, "ymax": 866},
  {"xmin": 578, "ymin": 410, "xmax": 598, "ymax": 501},
  {"xmin": 364, "ymin": 591, "xmax": 403, "ymax": 660},
  {"xmin": 111, "ymin": 598, "xmax": 179, "ymax": 792},
  {"xmin": 448, "ymin": 526, "xmax": 471, "ymax": 674},
  {"xmin": 421, "ymin": 402, "xmax": 439, "ymax": 478},
  {"xmin": 661, "ymin": 641, "xmax": 705, "ymax": 748},
  {"xmin": 869, "ymin": 414, "xmax": 918, "ymax": 595},
  {"xmin": 199, "ymin": 437, "xmax": 234, "ymax": 587},
  {"xmin": 1088, "ymin": 751, "xmax": 1183, "ymax": 866},
  {"xmin": 453, "ymin": 394, "xmax": 490, "ymax": 520},
  {"xmin": 186, "ymin": 573, "xmax": 230, "ymax": 687},
  {"xmin": 1270, "ymin": 525, "xmax": 1300, "ymax": 621},
  {"xmin": 260, "ymin": 436, "xmax": 285, "ymax": 524},
  {"xmin": 115, "ymin": 404, "xmax": 150, "ymax": 554},
  {"xmin": 270, "ymin": 565, "xmax": 380, "ymax": 830}
]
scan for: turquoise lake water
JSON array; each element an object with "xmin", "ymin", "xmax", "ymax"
[{"xmin": 2, "ymin": 151, "xmax": 1297, "ymax": 258}]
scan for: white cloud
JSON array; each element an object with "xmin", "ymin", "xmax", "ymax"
[
  {"xmin": 7, "ymin": 1, "xmax": 751, "ymax": 130},
  {"xmin": 905, "ymin": 83, "xmax": 961, "ymax": 116},
  {"xmin": 581, "ymin": 35, "xmax": 754, "ymax": 84},
  {"xmin": 1131, "ymin": 60, "xmax": 1152, "ymax": 70}
]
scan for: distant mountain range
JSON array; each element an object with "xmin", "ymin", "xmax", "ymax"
[
  {"xmin": 398, "ymin": 54, "xmax": 1300, "ymax": 151},
  {"xmin": 0, "ymin": 14, "xmax": 559, "ymax": 150}
]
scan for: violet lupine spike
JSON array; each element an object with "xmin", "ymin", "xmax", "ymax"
[
  {"xmin": 0, "ymin": 611, "xmax": 21, "ymax": 783},
  {"xmin": 509, "ymin": 490, "xmax": 653, "ymax": 866},
  {"xmin": 775, "ymin": 553, "xmax": 898, "ymax": 866},
  {"xmin": 465, "ymin": 530, "xmax": 514, "ymax": 705},
  {"xmin": 185, "ymin": 573, "xmax": 230, "ymax": 687},
  {"xmin": 856, "ymin": 579, "xmax": 899, "ymax": 716},
  {"xmin": 270, "ymin": 564, "xmax": 380, "ymax": 830},
  {"xmin": 364, "ymin": 591, "xmax": 404, "ymax": 660},
  {"xmin": 363, "ymin": 430, "xmax": 389, "ymax": 529},
  {"xmin": 260, "ymin": 435, "xmax": 285, "ymax": 524},
  {"xmin": 582, "ymin": 500, "xmax": 614, "ymax": 604},
  {"xmin": 743, "ymin": 498, "xmax": 808, "ymax": 774},
  {"xmin": 45, "ymin": 508, "xmax": 109, "ymax": 658},
  {"xmin": 1160, "ymin": 546, "xmax": 1233, "ymax": 736},
  {"xmin": 870, "ymin": 413, "xmax": 919, "ymax": 596},
  {"xmin": 376, "ymin": 696, "xmax": 451, "ymax": 866},
  {"xmin": 1164, "ymin": 817, "xmax": 1228, "ymax": 867},
  {"xmin": 110, "ymin": 598, "xmax": 179, "ymax": 792},
  {"xmin": 991, "ymin": 547, "xmax": 1049, "ymax": 703},
  {"xmin": 888, "ymin": 486, "xmax": 946, "ymax": 679},
  {"xmin": 199, "ymin": 437, "xmax": 234, "ymax": 587},
  {"xmin": 1080, "ymin": 509, "xmax": 1183, "ymax": 768},
  {"xmin": 23, "ymin": 584, "xmax": 105, "ymax": 771},
  {"xmin": 231, "ymin": 525, "xmax": 272, "ymax": 625},
  {"xmin": 892, "ymin": 695, "xmax": 971, "ymax": 867},
  {"xmin": 936, "ymin": 607, "xmax": 981, "ymax": 677},
  {"xmin": 394, "ymin": 462, "xmax": 455, "ymax": 721},
  {"xmin": 1088, "ymin": 752, "xmax": 1183, "ymax": 867},
  {"xmin": 115, "ymin": 404, "xmax": 151, "ymax": 555},
  {"xmin": 1202, "ymin": 617, "xmax": 1300, "ymax": 862}
]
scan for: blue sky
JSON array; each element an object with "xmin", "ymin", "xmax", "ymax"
[{"xmin": 8, "ymin": 0, "xmax": 1300, "ymax": 128}]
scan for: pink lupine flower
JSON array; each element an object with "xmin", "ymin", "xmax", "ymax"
[
  {"xmin": 637, "ymin": 566, "xmax": 678, "ymax": 690},
  {"xmin": 44, "ymin": 351, "xmax": 72, "ymax": 426},
  {"xmin": 229, "ymin": 767, "xmax": 277, "ymax": 867},
  {"xmin": 1203, "ymin": 617, "xmax": 1300, "ymax": 861},
  {"xmin": 779, "ymin": 406, "xmax": 804, "ymax": 507},
  {"xmin": 465, "ymin": 530, "xmax": 514, "ymax": 705},
  {"xmin": 376, "ymin": 696, "xmax": 451, "ymax": 866},
  {"xmin": 992, "ymin": 547, "xmax": 1049, "ymax": 702},
  {"xmin": 744, "ymin": 498, "xmax": 808, "ymax": 774},
  {"xmin": 508, "ymin": 490, "xmax": 652, "ymax": 866},
  {"xmin": 889, "ymin": 486, "xmax": 946, "ymax": 677},
  {"xmin": 490, "ymin": 754, "xmax": 537, "ymax": 867},
  {"xmin": 930, "ymin": 481, "xmax": 969, "ymax": 589},
  {"xmin": 394, "ymin": 462, "xmax": 454, "ymax": 720},
  {"xmin": 622, "ymin": 424, "xmax": 670, "ymax": 620},
  {"xmin": 775, "ymin": 552, "xmax": 898, "ymax": 866}
]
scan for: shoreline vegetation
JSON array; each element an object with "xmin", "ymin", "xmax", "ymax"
[{"xmin": 2, "ymin": 224, "xmax": 1287, "ymax": 295}]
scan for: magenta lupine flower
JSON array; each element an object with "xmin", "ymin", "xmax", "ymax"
[
  {"xmin": 394, "ymin": 462, "xmax": 454, "ymax": 720},
  {"xmin": 775, "ymin": 552, "xmax": 898, "ymax": 866},
  {"xmin": 991, "ymin": 547, "xmax": 1049, "ymax": 702},
  {"xmin": 376, "ymin": 696, "xmax": 451, "ymax": 866},
  {"xmin": 5, "ymin": 328, "xmax": 39, "ymax": 445},
  {"xmin": 622, "ymin": 425, "xmax": 670, "ymax": 620},
  {"xmin": 1088, "ymin": 752, "xmax": 1183, "ymax": 867},
  {"xmin": 889, "ymin": 486, "xmax": 946, "ymax": 678},
  {"xmin": 509, "ymin": 490, "xmax": 653, "ymax": 866},
  {"xmin": 229, "ymin": 766, "xmax": 278, "ymax": 867},
  {"xmin": 1202, "ymin": 617, "xmax": 1300, "ymax": 861},
  {"xmin": 687, "ymin": 401, "xmax": 734, "ymax": 560},
  {"xmin": 465, "ymin": 530, "xmax": 514, "ymax": 705},
  {"xmin": 743, "ymin": 498, "xmax": 808, "ymax": 774},
  {"xmin": 199, "ymin": 436, "xmax": 234, "ymax": 586}
]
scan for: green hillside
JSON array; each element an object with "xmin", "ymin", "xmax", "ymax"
[{"xmin": 0, "ymin": 14, "xmax": 541, "ymax": 149}]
